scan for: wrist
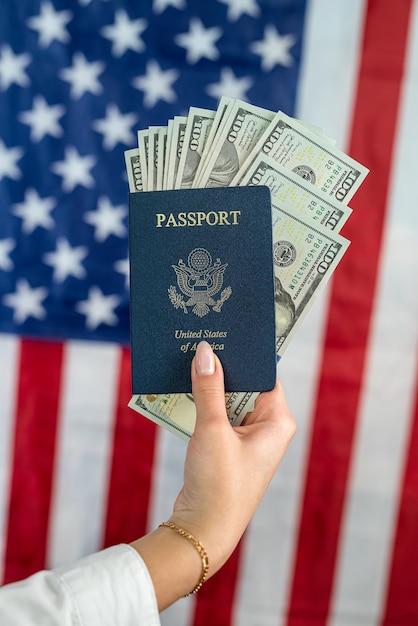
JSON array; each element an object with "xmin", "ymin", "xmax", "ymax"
[
  {"xmin": 131, "ymin": 524, "xmax": 207, "ymax": 611},
  {"xmin": 159, "ymin": 522, "xmax": 209, "ymax": 594},
  {"xmin": 167, "ymin": 512, "xmax": 240, "ymax": 576}
]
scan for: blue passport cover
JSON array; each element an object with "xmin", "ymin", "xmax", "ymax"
[{"xmin": 129, "ymin": 186, "xmax": 276, "ymax": 394}]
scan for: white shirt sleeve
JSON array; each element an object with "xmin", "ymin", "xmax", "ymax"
[{"xmin": 0, "ymin": 544, "xmax": 161, "ymax": 626}]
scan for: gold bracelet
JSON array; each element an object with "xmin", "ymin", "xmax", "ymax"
[{"xmin": 159, "ymin": 521, "xmax": 209, "ymax": 595}]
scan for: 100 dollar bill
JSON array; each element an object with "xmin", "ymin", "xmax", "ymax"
[
  {"xmin": 271, "ymin": 202, "xmax": 349, "ymax": 355},
  {"xmin": 128, "ymin": 388, "xmax": 247, "ymax": 440},
  {"xmin": 137, "ymin": 129, "xmax": 149, "ymax": 191},
  {"xmin": 232, "ymin": 110, "xmax": 369, "ymax": 204},
  {"xmin": 165, "ymin": 116, "xmax": 187, "ymax": 190},
  {"xmin": 192, "ymin": 96, "xmax": 235, "ymax": 187},
  {"xmin": 124, "ymin": 148, "xmax": 143, "ymax": 192},
  {"xmin": 128, "ymin": 392, "xmax": 197, "ymax": 441},
  {"xmin": 196, "ymin": 99, "xmax": 275, "ymax": 188},
  {"xmin": 175, "ymin": 107, "xmax": 215, "ymax": 189},
  {"xmin": 239, "ymin": 153, "xmax": 352, "ymax": 232},
  {"xmin": 147, "ymin": 126, "xmax": 165, "ymax": 191}
]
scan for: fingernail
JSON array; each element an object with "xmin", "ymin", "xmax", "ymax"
[{"xmin": 195, "ymin": 341, "xmax": 215, "ymax": 376}]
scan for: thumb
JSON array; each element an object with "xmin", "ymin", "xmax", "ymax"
[{"xmin": 191, "ymin": 341, "xmax": 228, "ymax": 429}]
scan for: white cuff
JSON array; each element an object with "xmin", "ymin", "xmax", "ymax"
[{"xmin": 55, "ymin": 544, "xmax": 160, "ymax": 626}]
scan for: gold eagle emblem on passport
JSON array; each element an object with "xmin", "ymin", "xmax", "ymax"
[{"xmin": 168, "ymin": 248, "xmax": 232, "ymax": 317}]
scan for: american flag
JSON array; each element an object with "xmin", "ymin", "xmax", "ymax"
[{"xmin": 1, "ymin": 0, "xmax": 418, "ymax": 624}]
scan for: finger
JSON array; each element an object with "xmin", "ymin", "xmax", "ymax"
[
  {"xmin": 239, "ymin": 380, "xmax": 297, "ymax": 458},
  {"xmin": 240, "ymin": 380, "xmax": 289, "ymax": 426},
  {"xmin": 191, "ymin": 341, "xmax": 228, "ymax": 430}
]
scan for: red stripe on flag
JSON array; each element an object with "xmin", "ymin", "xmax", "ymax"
[
  {"xmin": 192, "ymin": 542, "xmax": 242, "ymax": 626},
  {"xmin": 286, "ymin": 1, "xmax": 413, "ymax": 623},
  {"xmin": 2, "ymin": 338, "xmax": 64, "ymax": 585},
  {"xmin": 381, "ymin": 368, "xmax": 418, "ymax": 625},
  {"xmin": 102, "ymin": 347, "xmax": 158, "ymax": 547}
]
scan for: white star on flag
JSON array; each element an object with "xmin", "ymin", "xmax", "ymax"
[
  {"xmin": 152, "ymin": 0, "xmax": 185, "ymax": 14},
  {"xmin": 0, "ymin": 140, "xmax": 23, "ymax": 181},
  {"xmin": 12, "ymin": 188, "xmax": 56, "ymax": 234},
  {"xmin": 218, "ymin": 0, "xmax": 260, "ymax": 22},
  {"xmin": 132, "ymin": 60, "xmax": 179, "ymax": 107},
  {"xmin": 0, "ymin": 44, "xmax": 31, "ymax": 90},
  {"xmin": 59, "ymin": 52, "xmax": 105, "ymax": 98},
  {"xmin": 175, "ymin": 18, "xmax": 222, "ymax": 64},
  {"xmin": 51, "ymin": 146, "xmax": 96, "ymax": 191},
  {"xmin": 19, "ymin": 95, "xmax": 65, "ymax": 142},
  {"xmin": 92, "ymin": 104, "xmax": 137, "ymax": 150},
  {"xmin": 27, "ymin": 1, "xmax": 73, "ymax": 48},
  {"xmin": 75, "ymin": 286, "xmax": 120, "ymax": 329},
  {"xmin": 250, "ymin": 25, "xmax": 296, "ymax": 70},
  {"xmin": 3, "ymin": 278, "xmax": 48, "ymax": 324},
  {"xmin": 43, "ymin": 238, "xmax": 88, "ymax": 282},
  {"xmin": 78, "ymin": 0, "xmax": 109, "ymax": 5},
  {"xmin": 84, "ymin": 196, "xmax": 127, "ymax": 242},
  {"xmin": 101, "ymin": 9, "xmax": 147, "ymax": 57},
  {"xmin": 114, "ymin": 257, "xmax": 129, "ymax": 289},
  {"xmin": 0, "ymin": 238, "xmax": 15, "ymax": 272},
  {"xmin": 206, "ymin": 67, "xmax": 253, "ymax": 101}
]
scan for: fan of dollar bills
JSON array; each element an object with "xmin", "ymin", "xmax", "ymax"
[{"xmin": 125, "ymin": 96, "xmax": 369, "ymax": 440}]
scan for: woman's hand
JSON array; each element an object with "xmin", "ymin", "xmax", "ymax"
[
  {"xmin": 170, "ymin": 340, "xmax": 296, "ymax": 574},
  {"xmin": 132, "ymin": 341, "xmax": 296, "ymax": 609}
]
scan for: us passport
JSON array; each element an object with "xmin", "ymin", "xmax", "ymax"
[{"xmin": 129, "ymin": 186, "xmax": 276, "ymax": 394}]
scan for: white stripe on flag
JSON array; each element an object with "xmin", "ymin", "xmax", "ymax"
[
  {"xmin": 296, "ymin": 0, "xmax": 366, "ymax": 147},
  {"xmin": 0, "ymin": 334, "xmax": 19, "ymax": 581},
  {"xmin": 47, "ymin": 341, "xmax": 120, "ymax": 569},
  {"xmin": 146, "ymin": 428, "xmax": 196, "ymax": 626},
  {"xmin": 329, "ymin": 3, "xmax": 418, "ymax": 624},
  {"xmin": 233, "ymin": 3, "xmax": 367, "ymax": 624},
  {"xmin": 146, "ymin": 428, "xmax": 187, "ymax": 531}
]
